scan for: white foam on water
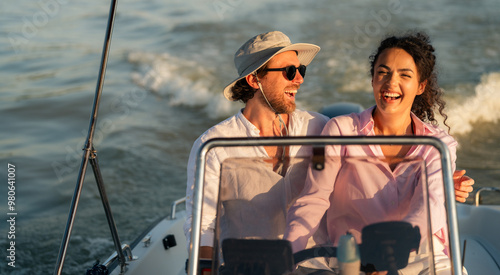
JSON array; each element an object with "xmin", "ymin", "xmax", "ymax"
[
  {"xmin": 128, "ymin": 51, "xmax": 240, "ymax": 119},
  {"xmin": 446, "ymin": 72, "xmax": 500, "ymax": 135}
]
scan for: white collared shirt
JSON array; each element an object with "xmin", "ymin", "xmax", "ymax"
[{"xmin": 183, "ymin": 108, "xmax": 329, "ymax": 248}]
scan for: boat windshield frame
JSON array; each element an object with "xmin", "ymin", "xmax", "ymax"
[{"xmin": 187, "ymin": 135, "xmax": 462, "ymax": 275}]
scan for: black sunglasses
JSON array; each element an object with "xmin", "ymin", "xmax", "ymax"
[{"xmin": 264, "ymin": 65, "xmax": 307, "ymax": 81}]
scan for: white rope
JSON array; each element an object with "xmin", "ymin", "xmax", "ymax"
[{"xmin": 255, "ymin": 75, "xmax": 288, "ymax": 160}]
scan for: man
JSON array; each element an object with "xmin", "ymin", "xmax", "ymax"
[
  {"xmin": 183, "ymin": 31, "xmax": 474, "ymax": 261},
  {"xmin": 183, "ymin": 31, "xmax": 329, "ymax": 259}
]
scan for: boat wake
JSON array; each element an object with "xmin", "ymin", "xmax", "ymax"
[
  {"xmin": 127, "ymin": 51, "xmax": 239, "ymax": 119},
  {"xmin": 446, "ymin": 72, "xmax": 500, "ymax": 135}
]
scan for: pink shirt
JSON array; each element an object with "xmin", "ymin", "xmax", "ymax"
[{"xmin": 284, "ymin": 106, "xmax": 457, "ymax": 253}]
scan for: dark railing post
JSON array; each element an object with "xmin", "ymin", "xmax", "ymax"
[
  {"xmin": 89, "ymin": 150, "xmax": 128, "ymax": 272},
  {"xmin": 54, "ymin": 0, "xmax": 119, "ymax": 274}
]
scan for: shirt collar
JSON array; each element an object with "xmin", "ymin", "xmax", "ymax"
[
  {"xmin": 359, "ymin": 106, "xmax": 376, "ymax": 135},
  {"xmin": 360, "ymin": 105, "xmax": 438, "ymax": 135},
  {"xmin": 236, "ymin": 109, "xmax": 260, "ymax": 135},
  {"xmin": 236, "ymin": 109, "xmax": 298, "ymax": 136},
  {"xmin": 411, "ymin": 111, "xmax": 437, "ymax": 135}
]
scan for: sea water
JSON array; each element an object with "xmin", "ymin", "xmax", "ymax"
[{"xmin": 1, "ymin": 0, "xmax": 499, "ymax": 274}]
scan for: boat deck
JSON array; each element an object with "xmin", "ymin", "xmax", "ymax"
[{"xmin": 457, "ymin": 204, "xmax": 500, "ymax": 274}]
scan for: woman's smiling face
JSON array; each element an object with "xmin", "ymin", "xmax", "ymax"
[{"xmin": 371, "ymin": 48, "xmax": 426, "ymax": 117}]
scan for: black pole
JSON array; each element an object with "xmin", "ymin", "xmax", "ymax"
[
  {"xmin": 54, "ymin": 0, "xmax": 119, "ymax": 274},
  {"xmin": 89, "ymin": 151, "xmax": 127, "ymax": 270}
]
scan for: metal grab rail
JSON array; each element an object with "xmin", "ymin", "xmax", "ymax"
[
  {"xmin": 475, "ymin": 187, "xmax": 500, "ymax": 206},
  {"xmin": 103, "ymin": 244, "xmax": 136, "ymax": 268},
  {"xmin": 187, "ymin": 136, "xmax": 462, "ymax": 275},
  {"xmin": 54, "ymin": 0, "xmax": 123, "ymax": 274},
  {"xmin": 171, "ymin": 197, "xmax": 187, "ymax": 220}
]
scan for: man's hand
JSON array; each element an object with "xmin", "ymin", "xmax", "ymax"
[{"xmin": 454, "ymin": 170, "xmax": 475, "ymax": 203}]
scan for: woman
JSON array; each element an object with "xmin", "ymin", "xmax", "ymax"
[{"xmin": 285, "ymin": 32, "xmax": 466, "ymax": 274}]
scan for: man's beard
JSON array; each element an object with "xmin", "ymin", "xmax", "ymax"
[
  {"xmin": 268, "ymin": 96, "xmax": 295, "ymax": 114},
  {"xmin": 260, "ymin": 87, "xmax": 297, "ymax": 114}
]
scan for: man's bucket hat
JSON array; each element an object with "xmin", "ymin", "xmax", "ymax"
[{"xmin": 223, "ymin": 31, "xmax": 320, "ymax": 101}]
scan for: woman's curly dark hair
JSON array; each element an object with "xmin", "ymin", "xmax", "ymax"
[
  {"xmin": 369, "ymin": 31, "xmax": 449, "ymax": 131},
  {"xmin": 230, "ymin": 66, "xmax": 268, "ymax": 103}
]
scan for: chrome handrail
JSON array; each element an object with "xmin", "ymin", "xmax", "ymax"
[
  {"xmin": 103, "ymin": 244, "xmax": 136, "ymax": 268},
  {"xmin": 187, "ymin": 136, "xmax": 462, "ymax": 275},
  {"xmin": 170, "ymin": 197, "xmax": 187, "ymax": 220},
  {"xmin": 475, "ymin": 187, "xmax": 500, "ymax": 206}
]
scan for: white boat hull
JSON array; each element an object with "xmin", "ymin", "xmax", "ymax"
[
  {"xmin": 109, "ymin": 211, "xmax": 188, "ymax": 275},
  {"xmin": 105, "ymin": 204, "xmax": 500, "ymax": 275},
  {"xmin": 457, "ymin": 203, "xmax": 500, "ymax": 274}
]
